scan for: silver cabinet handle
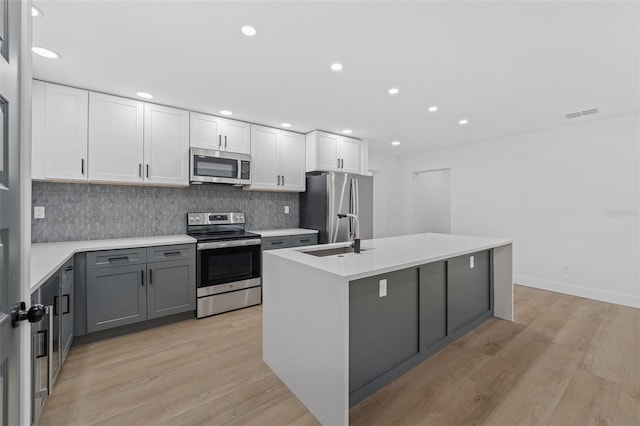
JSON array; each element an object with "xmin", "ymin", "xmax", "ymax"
[
  {"xmin": 141, "ymin": 270, "xmax": 144, "ymax": 286},
  {"xmin": 341, "ymin": 159, "xmax": 344, "ymax": 169},
  {"xmin": 337, "ymin": 158, "xmax": 341, "ymax": 169},
  {"xmin": 149, "ymin": 268, "xmax": 153, "ymax": 285},
  {"xmin": 146, "ymin": 164, "xmax": 149, "ymax": 178},
  {"xmin": 282, "ymin": 175, "xmax": 285, "ymax": 186},
  {"xmin": 139, "ymin": 163, "xmax": 142, "ymax": 177},
  {"xmin": 277, "ymin": 175, "xmax": 280, "ymax": 185},
  {"xmin": 218, "ymin": 134, "xmax": 222, "ymax": 147},
  {"xmin": 224, "ymin": 135, "xmax": 227, "ymax": 148},
  {"xmin": 81, "ymin": 159, "xmax": 85, "ymax": 175}
]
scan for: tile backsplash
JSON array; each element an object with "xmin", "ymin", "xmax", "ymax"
[{"xmin": 32, "ymin": 182, "xmax": 300, "ymax": 243}]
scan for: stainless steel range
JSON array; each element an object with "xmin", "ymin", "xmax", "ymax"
[{"xmin": 187, "ymin": 212, "xmax": 262, "ymax": 318}]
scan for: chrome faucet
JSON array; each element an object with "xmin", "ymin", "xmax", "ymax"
[{"xmin": 337, "ymin": 213, "xmax": 361, "ymax": 253}]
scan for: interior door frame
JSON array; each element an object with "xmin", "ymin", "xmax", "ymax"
[{"xmin": 412, "ymin": 167, "xmax": 452, "ymax": 234}]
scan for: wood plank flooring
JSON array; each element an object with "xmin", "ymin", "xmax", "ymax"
[{"xmin": 40, "ymin": 285, "xmax": 640, "ymax": 426}]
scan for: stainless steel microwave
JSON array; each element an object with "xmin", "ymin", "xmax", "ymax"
[{"xmin": 190, "ymin": 148, "xmax": 251, "ymax": 185}]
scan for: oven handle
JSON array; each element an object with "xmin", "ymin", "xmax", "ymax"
[{"xmin": 197, "ymin": 238, "xmax": 262, "ymax": 250}]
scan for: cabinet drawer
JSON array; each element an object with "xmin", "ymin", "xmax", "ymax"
[
  {"xmin": 262, "ymin": 236, "xmax": 292, "ymax": 250},
  {"xmin": 146, "ymin": 244, "xmax": 195, "ymax": 263},
  {"xmin": 86, "ymin": 248, "xmax": 147, "ymax": 270},
  {"xmin": 291, "ymin": 234, "xmax": 318, "ymax": 247}
]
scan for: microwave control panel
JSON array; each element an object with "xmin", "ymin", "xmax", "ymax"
[{"xmin": 240, "ymin": 161, "xmax": 251, "ymax": 180}]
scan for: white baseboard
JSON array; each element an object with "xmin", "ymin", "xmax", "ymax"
[{"xmin": 515, "ymin": 275, "xmax": 640, "ymax": 309}]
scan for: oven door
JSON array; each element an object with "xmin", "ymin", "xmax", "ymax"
[{"xmin": 196, "ymin": 240, "xmax": 262, "ymax": 297}]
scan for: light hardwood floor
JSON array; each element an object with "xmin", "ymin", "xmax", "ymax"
[{"xmin": 40, "ymin": 285, "xmax": 640, "ymax": 426}]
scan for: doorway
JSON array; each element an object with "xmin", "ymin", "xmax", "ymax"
[{"xmin": 412, "ymin": 169, "xmax": 451, "ymax": 234}]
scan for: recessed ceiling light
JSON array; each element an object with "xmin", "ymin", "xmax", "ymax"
[
  {"xmin": 281, "ymin": 123, "xmax": 292, "ymax": 128},
  {"xmin": 31, "ymin": 6, "xmax": 43, "ymax": 17},
  {"xmin": 459, "ymin": 119, "xmax": 469, "ymax": 125},
  {"xmin": 388, "ymin": 88, "xmax": 399, "ymax": 95},
  {"xmin": 31, "ymin": 47, "xmax": 60, "ymax": 59},
  {"xmin": 330, "ymin": 63, "xmax": 343, "ymax": 71},
  {"xmin": 220, "ymin": 110, "xmax": 233, "ymax": 116},
  {"xmin": 342, "ymin": 129, "xmax": 352, "ymax": 134},
  {"xmin": 136, "ymin": 92, "xmax": 153, "ymax": 99},
  {"xmin": 428, "ymin": 106, "xmax": 439, "ymax": 112},
  {"xmin": 241, "ymin": 26, "xmax": 257, "ymax": 37},
  {"xmin": 391, "ymin": 141, "xmax": 400, "ymax": 146}
]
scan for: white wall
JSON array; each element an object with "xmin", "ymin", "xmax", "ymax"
[
  {"xmin": 368, "ymin": 150, "xmax": 402, "ymax": 238},
  {"xmin": 395, "ymin": 113, "xmax": 639, "ymax": 308}
]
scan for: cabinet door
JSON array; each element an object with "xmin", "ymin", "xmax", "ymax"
[
  {"xmin": 86, "ymin": 264, "xmax": 146, "ymax": 333},
  {"xmin": 419, "ymin": 261, "xmax": 447, "ymax": 350},
  {"xmin": 31, "ymin": 80, "xmax": 46, "ymax": 180},
  {"xmin": 190, "ymin": 112, "xmax": 222, "ymax": 150},
  {"xmin": 349, "ymin": 268, "xmax": 419, "ymax": 393},
  {"xmin": 279, "ymin": 131, "xmax": 306, "ymax": 191},
  {"xmin": 222, "ymin": 118, "xmax": 251, "ymax": 154},
  {"xmin": 315, "ymin": 132, "xmax": 339, "ymax": 171},
  {"xmin": 250, "ymin": 125, "xmax": 280, "ymax": 189},
  {"xmin": 146, "ymin": 259, "xmax": 195, "ymax": 320},
  {"xmin": 44, "ymin": 83, "xmax": 89, "ymax": 181},
  {"xmin": 60, "ymin": 275, "xmax": 73, "ymax": 363},
  {"xmin": 447, "ymin": 250, "xmax": 491, "ymax": 334},
  {"xmin": 144, "ymin": 104, "xmax": 189, "ymax": 186},
  {"xmin": 88, "ymin": 93, "xmax": 144, "ymax": 184},
  {"xmin": 339, "ymin": 136, "xmax": 360, "ymax": 174}
]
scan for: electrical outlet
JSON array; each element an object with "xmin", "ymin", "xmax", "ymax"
[
  {"xmin": 470, "ymin": 256, "xmax": 475, "ymax": 269},
  {"xmin": 561, "ymin": 264, "xmax": 569, "ymax": 274},
  {"xmin": 379, "ymin": 279, "xmax": 387, "ymax": 297},
  {"xmin": 34, "ymin": 206, "xmax": 45, "ymax": 219},
  {"xmin": 284, "ymin": 206, "xmax": 290, "ymax": 214}
]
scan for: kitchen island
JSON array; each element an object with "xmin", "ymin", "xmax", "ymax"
[{"xmin": 262, "ymin": 232, "xmax": 513, "ymax": 426}]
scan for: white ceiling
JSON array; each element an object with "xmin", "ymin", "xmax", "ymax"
[{"xmin": 32, "ymin": 1, "xmax": 640, "ymax": 155}]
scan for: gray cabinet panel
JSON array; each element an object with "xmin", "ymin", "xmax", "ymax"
[
  {"xmin": 147, "ymin": 259, "xmax": 195, "ymax": 320},
  {"xmin": 74, "ymin": 253, "xmax": 87, "ymax": 337},
  {"xmin": 60, "ymin": 269, "xmax": 74, "ymax": 363},
  {"xmin": 87, "ymin": 264, "xmax": 146, "ymax": 333},
  {"xmin": 447, "ymin": 250, "xmax": 491, "ymax": 333},
  {"xmin": 86, "ymin": 248, "xmax": 146, "ymax": 269},
  {"xmin": 262, "ymin": 236, "xmax": 291, "ymax": 250},
  {"xmin": 291, "ymin": 234, "xmax": 318, "ymax": 247},
  {"xmin": 146, "ymin": 244, "xmax": 195, "ymax": 263},
  {"xmin": 349, "ymin": 268, "xmax": 419, "ymax": 392},
  {"xmin": 419, "ymin": 261, "xmax": 447, "ymax": 350}
]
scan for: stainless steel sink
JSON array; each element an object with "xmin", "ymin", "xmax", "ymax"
[{"xmin": 302, "ymin": 246, "xmax": 369, "ymax": 257}]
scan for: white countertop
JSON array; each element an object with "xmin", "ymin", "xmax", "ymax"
[
  {"xmin": 264, "ymin": 232, "xmax": 512, "ymax": 281},
  {"xmin": 30, "ymin": 235, "xmax": 196, "ymax": 292},
  {"xmin": 249, "ymin": 228, "xmax": 319, "ymax": 237}
]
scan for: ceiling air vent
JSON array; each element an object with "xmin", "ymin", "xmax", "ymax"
[{"xmin": 565, "ymin": 108, "xmax": 600, "ymax": 119}]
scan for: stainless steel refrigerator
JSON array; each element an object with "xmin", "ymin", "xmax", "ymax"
[{"xmin": 300, "ymin": 172, "xmax": 373, "ymax": 244}]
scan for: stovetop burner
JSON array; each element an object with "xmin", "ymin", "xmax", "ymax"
[
  {"xmin": 186, "ymin": 212, "xmax": 260, "ymax": 243},
  {"xmin": 188, "ymin": 230, "xmax": 260, "ymax": 242}
]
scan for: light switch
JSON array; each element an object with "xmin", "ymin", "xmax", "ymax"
[
  {"xmin": 379, "ymin": 279, "xmax": 387, "ymax": 297},
  {"xmin": 284, "ymin": 206, "xmax": 290, "ymax": 214},
  {"xmin": 34, "ymin": 206, "xmax": 45, "ymax": 219},
  {"xmin": 470, "ymin": 256, "xmax": 474, "ymax": 269}
]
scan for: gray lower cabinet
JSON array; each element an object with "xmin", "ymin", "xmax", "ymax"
[
  {"xmin": 349, "ymin": 268, "xmax": 420, "ymax": 393},
  {"xmin": 419, "ymin": 261, "xmax": 447, "ymax": 350},
  {"xmin": 86, "ymin": 244, "xmax": 196, "ymax": 333},
  {"xmin": 262, "ymin": 233, "xmax": 318, "ymax": 250},
  {"xmin": 87, "ymin": 264, "xmax": 146, "ymax": 333},
  {"xmin": 447, "ymin": 250, "xmax": 491, "ymax": 333},
  {"xmin": 291, "ymin": 234, "xmax": 318, "ymax": 247}
]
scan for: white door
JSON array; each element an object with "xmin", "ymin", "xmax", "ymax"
[
  {"xmin": 1, "ymin": 2, "xmax": 29, "ymax": 424},
  {"xmin": 189, "ymin": 112, "xmax": 221, "ymax": 150},
  {"xmin": 279, "ymin": 131, "xmax": 305, "ymax": 191},
  {"xmin": 315, "ymin": 132, "xmax": 339, "ymax": 171},
  {"xmin": 222, "ymin": 119, "xmax": 250, "ymax": 155},
  {"xmin": 413, "ymin": 169, "xmax": 451, "ymax": 234},
  {"xmin": 44, "ymin": 83, "xmax": 88, "ymax": 181},
  {"xmin": 338, "ymin": 137, "xmax": 360, "ymax": 174},
  {"xmin": 250, "ymin": 125, "xmax": 279, "ymax": 189},
  {"xmin": 88, "ymin": 93, "xmax": 144, "ymax": 184},
  {"xmin": 143, "ymin": 104, "xmax": 189, "ymax": 186}
]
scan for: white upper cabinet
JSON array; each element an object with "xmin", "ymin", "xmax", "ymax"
[
  {"xmin": 189, "ymin": 112, "xmax": 222, "ymax": 150},
  {"xmin": 245, "ymin": 125, "xmax": 305, "ymax": 192},
  {"xmin": 306, "ymin": 130, "xmax": 361, "ymax": 174},
  {"xmin": 31, "ymin": 81, "xmax": 89, "ymax": 182},
  {"xmin": 88, "ymin": 92, "xmax": 145, "ymax": 184},
  {"xmin": 222, "ymin": 119, "xmax": 251, "ymax": 155},
  {"xmin": 189, "ymin": 112, "xmax": 250, "ymax": 155},
  {"xmin": 31, "ymin": 80, "xmax": 46, "ymax": 180},
  {"xmin": 144, "ymin": 104, "xmax": 190, "ymax": 186}
]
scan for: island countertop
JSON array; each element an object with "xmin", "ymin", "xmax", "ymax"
[{"xmin": 264, "ymin": 232, "xmax": 512, "ymax": 281}]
